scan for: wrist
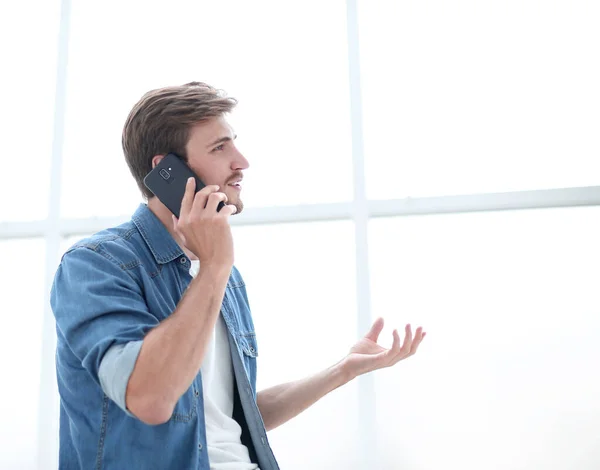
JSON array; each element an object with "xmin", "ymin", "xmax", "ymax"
[
  {"xmin": 333, "ymin": 357, "xmax": 357, "ymax": 386},
  {"xmin": 199, "ymin": 260, "xmax": 232, "ymax": 280},
  {"xmin": 187, "ymin": 263, "xmax": 231, "ymax": 295}
]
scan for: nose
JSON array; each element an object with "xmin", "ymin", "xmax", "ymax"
[{"xmin": 232, "ymin": 147, "xmax": 250, "ymax": 170}]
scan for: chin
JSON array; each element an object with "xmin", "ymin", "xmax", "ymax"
[
  {"xmin": 224, "ymin": 186, "xmax": 244, "ymax": 214},
  {"xmin": 233, "ymin": 200, "xmax": 244, "ymax": 215}
]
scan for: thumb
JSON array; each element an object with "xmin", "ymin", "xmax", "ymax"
[
  {"xmin": 365, "ymin": 317, "xmax": 385, "ymax": 342},
  {"xmin": 172, "ymin": 215, "xmax": 187, "ymax": 245}
]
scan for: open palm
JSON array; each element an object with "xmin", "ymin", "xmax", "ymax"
[{"xmin": 345, "ymin": 317, "xmax": 426, "ymax": 378}]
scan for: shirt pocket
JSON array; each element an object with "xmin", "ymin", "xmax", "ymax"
[
  {"xmin": 238, "ymin": 333, "xmax": 258, "ymax": 392},
  {"xmin": 239, "ymin": 333, "xmax": 258, "ymax": 358},
  {"xmin": 171, "ymin": 384, "xmax": 199, "ymax": 423}
]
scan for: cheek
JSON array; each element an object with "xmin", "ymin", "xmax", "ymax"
[
  {"xmin": 189, "ymin": 155, "xmax": 232, "ymax": 186},
  {"xmin": 191, "ymin": 165, "xmax": 222, "ymax": 186}
]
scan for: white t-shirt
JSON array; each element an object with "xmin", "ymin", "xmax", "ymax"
[{"xmin": 190, "ymin": 260, "xmax": 259, "ymax": 470}]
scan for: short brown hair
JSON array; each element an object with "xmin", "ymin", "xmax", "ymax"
[{"xmin": 122, "ymin": 81, "xmax": 237, "ymax": 199}]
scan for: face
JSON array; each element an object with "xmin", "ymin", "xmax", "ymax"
[{"xmin": 183, "ymin": 116, "xmax": 249, "ymax": 214}]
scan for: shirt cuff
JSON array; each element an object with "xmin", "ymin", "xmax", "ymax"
[{"xmin": 98, "ymin": 340, "xmax": 143, "ymax": 417}]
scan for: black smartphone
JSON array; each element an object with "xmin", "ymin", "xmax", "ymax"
[{"xmin": 143, "ymin": 153, "xmax": 224, "ymax": 218}]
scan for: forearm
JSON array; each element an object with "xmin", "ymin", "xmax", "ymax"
[
  {"xmin": 257, "ymin": 360, "xmax": 354, "ymax": 432},
  {"xmin": 126, "ymin": 263, "xmax": 230, "ymax": 424}
]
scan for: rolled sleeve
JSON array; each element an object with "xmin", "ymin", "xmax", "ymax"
[
  {"xmin": 99, "ymin": 340, "xmax": 143, "ymax": 414},
  {"xmin": 51, "ymin": 245, "xmax": 159, "ymax": 416}
]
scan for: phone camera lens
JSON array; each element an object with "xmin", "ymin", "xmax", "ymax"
[{"xmin": 159, "ymin": 169, "xmax": 171, "ymax": 180}]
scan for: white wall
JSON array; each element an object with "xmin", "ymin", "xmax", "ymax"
[
  {"xmin": 370, "ymin": 207, "xmax": 600, "ymax": 469},
  {"xmin": 1, "ymin": 1, "xmax": 599, "ymax": 469}
]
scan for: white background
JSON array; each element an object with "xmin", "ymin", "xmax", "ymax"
[{"xmin": 0, "ymin": 0, "xmax": 599, "ymax": 469}]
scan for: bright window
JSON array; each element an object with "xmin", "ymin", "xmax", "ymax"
[
  {"xmin": 0, "ymin": 1, "xmax": 60, "ymax": 222},
  {"xmin": 359, "ymin": 0, "xmax": 600, "ymax": 199},
  {"xmin": 60, "ymin": 0, "xmax": 353, "ymax": 218},
  {"xmin": 369, "ymin": 206, "xmax": 600, "ymax": 469},
  {"xmin": 0, "ymin": 239, "xmax": 46, "ymax": 470},
  {"xmin": 233, "ymin": 221, "xmax": 360, "ymax": 469}
]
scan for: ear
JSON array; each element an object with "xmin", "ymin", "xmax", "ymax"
[{"xmin": 151, "ymin": 154, "xmax": 165, "ymax": 168}]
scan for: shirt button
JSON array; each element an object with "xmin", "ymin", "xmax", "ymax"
[
  {"xmin": 180, "ymin": 257, "xmax": 187, "ymax": 264},
  {"xmin": 198, "ymin": 443, "xmax": 203, "ymax": 451},
  {"xmin": 261, "ymin": 437, "xmax": 267, "ymax": 446},
  {"xmin": 194, "ymin": 389, "xmax": 200, "ymax": 397}
]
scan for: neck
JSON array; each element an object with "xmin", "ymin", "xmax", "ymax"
[{"xmin": 147, "ymin": 198, "xmax": 198, "ymax": 261}]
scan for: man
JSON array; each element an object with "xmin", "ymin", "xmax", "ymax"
[{"xmin": 51, "ymin": 82, "xmax": 426, "ymax": 469}]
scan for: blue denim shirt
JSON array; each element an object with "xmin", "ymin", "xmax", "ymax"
[{"xmin": 50, "ymin": 204, "xmax": 279, "ymax": 470}]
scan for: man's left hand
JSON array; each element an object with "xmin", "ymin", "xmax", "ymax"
[{"xmin": 341, "ymin": 318, "xmax": 426, "ymax": 380}]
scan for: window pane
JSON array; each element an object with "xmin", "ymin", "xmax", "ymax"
[
  {"xmin": 0, "ymin": 239, "xmax": 46, "ymax": 469},
  {"xmin": 369, "ymin": 207, "xmax": 600, "ymax": 470},
  {"xmin": 61, "ymin": 0, "xmax": 352, "ymax": 218},
  {"xmin": 0, "ymin": 1, "xmax": 60, "ymax": 222},
  {"xmin": 60, "ymin": 234, "xmax": 92, "ymax": 257},
  {"xmin": 232, "ymin": 221, "xmax": 360, "ymax": 469},
  {"xmin": 359, "ymin": 1, "xmax": 600, "ymax": 199}
]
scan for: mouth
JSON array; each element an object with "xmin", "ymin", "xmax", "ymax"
[{"xmin": 227, "ymin": 178, "xmax": 243, "ymax": 191}]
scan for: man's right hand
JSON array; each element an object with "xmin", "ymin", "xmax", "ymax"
[{"xmin": 172, "ymin": 177, "xmax": 236, "ymax": 268}]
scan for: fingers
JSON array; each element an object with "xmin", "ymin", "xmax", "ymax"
[
  {"xmin": 400, "ymin": 324, "xmax": 414, "ymax": 356},
  {"xmin": 384, "ymin": 328, "xmax": 401, "ymax": 361},
  {"xmin": 191, "ymin": 183, "xmax": 221, "ymax": 213},
  {"xmin": 387, "ymin": 324, "xmax": 427, "ymax": 366},
  {"xmin": 220, "ymin": 204, "xmax": 237, "ymax": 216},
  {"xmin": 409, "ymin": 327, "xmax": 426, "ymax": 356},
  {"xmin": 179, "ymin": 181, "xmax": 233, "ymax": 229},
  {"xmin": 365, "ymin": 317, "xmax": 385, "ymax": 342},
  {"xmin": 172, "ymin": 214, "xmax": 187, "ymax": 245},
  {"xmin": 179, "ymin": 177, "xmax": 197, "ymax": 219},
  {"xmin": 204, "ymin": 190, "xmax": 228, "ymax": 213}
]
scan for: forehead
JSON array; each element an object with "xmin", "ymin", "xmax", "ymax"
[{"xmin": 187, "ymin": 116, "xmax": 234, "ymax": 144}]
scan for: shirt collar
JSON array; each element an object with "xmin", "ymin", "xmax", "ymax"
[{"xmin": 132, "ymin": 203, "xmax": 184, "ymax": 265}]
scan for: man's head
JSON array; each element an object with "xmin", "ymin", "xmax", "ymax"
[{"xmin": 122, "ymin": 82, "xmax": 249, "ymax": 214}]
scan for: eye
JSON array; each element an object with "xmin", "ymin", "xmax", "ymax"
[{"xmin": 213, "ymin": 144, "xmax": 225, "ymax": 152}]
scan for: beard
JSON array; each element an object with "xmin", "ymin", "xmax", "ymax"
[
  {"xmin": 232, "ymin": 198, "xmax": 244, "ymax": 215},
  {"xmin": 224, "ymin": 171, "xmax": 244, "ymax": 215},
  {"xmin": 224, "ymin": 186, "xmax": 244, "ymax": 215}
]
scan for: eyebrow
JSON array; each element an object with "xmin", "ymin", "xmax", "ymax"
[{"xmin": 207, "ymin": 134, "xmax": 237, "ymax": 149}]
